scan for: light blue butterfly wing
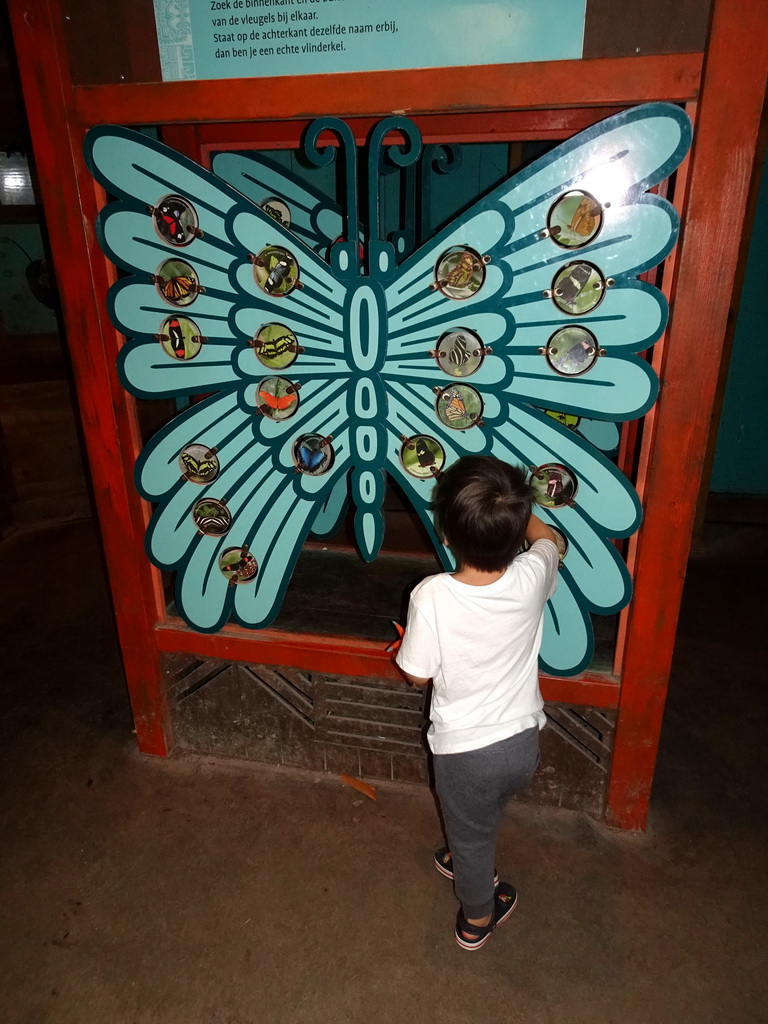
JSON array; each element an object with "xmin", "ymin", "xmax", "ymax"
[
  {"xmin": 383, "ymin": 103, "xmax": 691, "ymax": 674},
  {"xmin": 86, "ymin": 126, "xmax": 356, "ymax": 631}
]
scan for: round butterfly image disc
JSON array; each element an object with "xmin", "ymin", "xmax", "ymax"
[
  {"xmin": 292, "ymin": 434, "xmax": 334, "ymax": 476},
  {"xmin": 253, "ymin": 323, "xmax": 299, "ymax": 371},
  {"xmin": 253, "ymin": 246, "xmax": 299, "ymax": 297},
  {"xmin": 434, "ymin": 329, "xmax": 484, "ymax": 377},
  {"xmin": 547, "ymin": 190, "xmax": 602, "ymax": 249},
  {"xmin": 179, "ymin": 443, "xmax": 219, "ymax": 485},
  {"xmin": 257, "ymin": 377, "xmax": 299, "ymax": 420},
  {"xmin": 160, "ymin": 315, "xmax": 202, "ymax": 361},
  {"xmin": 192, "ymin": 497, "xmax": 232, "ymax": 536},
  {"xmin": 155, "ymin": 258, "xmax": 199, "ymax": 308},
  {"xmin": 400, "ymin": 435, "xmax": 445, "ymax": 479},
  {"xmin": 531, "ymin": 463, "xmax": 578, "ymax": 509},
  {"xmin": 260, "ymin": 197, "xmax": 291, "ymax": 228},
  {"xmin": 152, "ymin": 194, "xmax": 199, "ymax": 247},
  {"xmin": 545, "ymin": 326, "xmax": 599, "ymax": 376},
  {"xmin": 434, "ymin": 246, "xmax": 486, "ymax": 301},
  {"xmin": 435, "ymin": 384, "xmax": 483, "ymax": 430},
  {"xmin": 219, "ymin": 546, "xmax": 259, "ymax": 584},
  {"xmin": 551, "ymin": 261, "xmax": 605, "ymax": 316}
]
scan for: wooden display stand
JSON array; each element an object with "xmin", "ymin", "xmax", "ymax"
[{"xmin": 9, "ymin": 0, "xmax": 767, "ymax": 829}]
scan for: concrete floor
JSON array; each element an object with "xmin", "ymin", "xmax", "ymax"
[{"xmin": 1, "ymin": 520, "xmax": 766, "ymax": 1024}]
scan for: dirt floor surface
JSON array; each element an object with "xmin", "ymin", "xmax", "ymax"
[{"xmin": 1, "ymin": 520, "xmax": 766, "ymax": 1024}]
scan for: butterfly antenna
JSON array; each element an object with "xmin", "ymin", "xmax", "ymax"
[
  {"xmin": 366, "ymin": 117, "xmax": 422, "ymax": 260},
  {"xmin": 303, "ymin": 117, "xmax": 360, "ymax": 274}
]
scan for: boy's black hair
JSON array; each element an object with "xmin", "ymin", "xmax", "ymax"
[{"xmin": 432, "ymin": 455, "xmax": 533, "ymax": 572}]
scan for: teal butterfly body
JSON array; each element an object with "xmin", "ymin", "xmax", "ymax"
[{"xmin": 85, "ymin": 105, "xmax": 691, "ymax": 673}]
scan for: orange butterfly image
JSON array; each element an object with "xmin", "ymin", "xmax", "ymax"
[
  {"xmin": 259, "ymin": 388, "xmax": 297, "ymax": 411},
  {"xmin": 443, "ymin": 390, "xmax": 466, "ymax": 421},
  {"xmin": 161, "ymin": 275, "xmax": 196, "ymax": 301}
]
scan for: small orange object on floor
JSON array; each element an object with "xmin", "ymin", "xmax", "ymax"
[{"xmin": 339, "ymin": 774, "xmax": 378, "ymax": 801}]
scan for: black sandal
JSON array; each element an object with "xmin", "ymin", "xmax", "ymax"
[
  {"xmin": 455, "ymin": 910, "xmax": 495, "ymax": 950},
  {"xmin": 454, "ymin": 883, "xmax": 518, "ymax": 951}
]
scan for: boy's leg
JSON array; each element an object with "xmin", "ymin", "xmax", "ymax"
[{"xmin": 434, "ymin": 727, "xmax": 540, "ymax": 925}]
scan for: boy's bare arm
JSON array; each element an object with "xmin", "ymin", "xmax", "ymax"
[
  {"xmin": 525, "ymin": 512, "xmax": 557, "ymax": 546},
  {"xmin": 400, "ymin": 669, "xmax": 431, "ymax": 687}
]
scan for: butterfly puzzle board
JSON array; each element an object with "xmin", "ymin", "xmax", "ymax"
[{"xmin": 85, "ymin": 104, "xmax": 692, "ymax": 677}]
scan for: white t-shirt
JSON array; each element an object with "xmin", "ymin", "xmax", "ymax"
[{"xmin": 396, "ymin": 539, "xmax": 559, "ymax": 755}]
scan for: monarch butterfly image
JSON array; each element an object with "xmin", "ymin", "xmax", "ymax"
[
  {"xmin": 158, "ymin": 271, "xmax": 197, "ymax": 304},
  {"xmin": 442, "ymin": 388, "xmax": 467, "ymax": 422}
]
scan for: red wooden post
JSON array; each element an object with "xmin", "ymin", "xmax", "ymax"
[
  {"xmin": 605, "ymin": 0, "xmax": 768, "ymax": 829},
  {"xmin": 8, "ymin": 0, "xmax": 172, "ymax": 755}
]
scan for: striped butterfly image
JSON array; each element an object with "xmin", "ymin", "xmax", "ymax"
[{"xmin": 85, "ymin": 105, "xmax": 691, "ymax": 673}]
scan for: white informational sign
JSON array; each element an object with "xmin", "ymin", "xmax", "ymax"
[{"xmin": 153, "ymin": 0, "xmax": 586, "ymax": 82}]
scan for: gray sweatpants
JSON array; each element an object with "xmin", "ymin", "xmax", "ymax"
[{"xmin": 433, "ymin": 726, "xmax": 540, "ymax": 919}]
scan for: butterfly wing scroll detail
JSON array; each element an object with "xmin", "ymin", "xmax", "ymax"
[{"xmin": 212, "ymin": 149, "xmax": 346, "ymax": 258}]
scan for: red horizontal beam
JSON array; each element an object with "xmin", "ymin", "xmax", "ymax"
[
  {"xmin": 154, "ymin": 622, "xmax": 620, "ymax": 708},
  {"xmin": 541, "ymin": 673, "xmax": 619, "ymax": 709},
  {"xmin": 72, "ymin": 54, "xmax": 702, "ymax": 128}
]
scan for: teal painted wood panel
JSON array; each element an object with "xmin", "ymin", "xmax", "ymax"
[{"xmin": 711, "ymin": 141, "xmax": 768, "ymax": 494}]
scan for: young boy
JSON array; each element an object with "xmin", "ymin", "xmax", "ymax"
[{"xmin": 395, "ymin": 455, "xmax": 559, "ymax": 951}]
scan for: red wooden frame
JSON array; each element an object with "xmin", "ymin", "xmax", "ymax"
[
  {"xmin": 8, "ymin": 0, "xmax": 768, "ymax": 827},
  {"xmin": 71, "ymin": 54, "xmax": 703, "ymax": 125}
]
